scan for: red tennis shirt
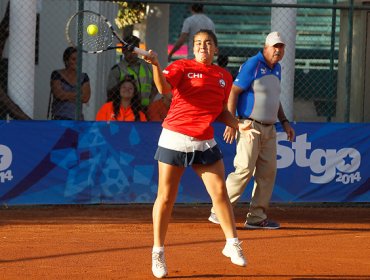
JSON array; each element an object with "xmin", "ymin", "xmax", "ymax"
[{"xmin": 162, "ymin": 59, "xmax": 232, "ymax": 140}]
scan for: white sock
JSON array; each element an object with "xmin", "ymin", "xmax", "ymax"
[
  {"xmin": 226, "ymin": 237, "xmax": 239, "ymax": 245},
  {"xmin": 152, "ymin": 246, "xmax": 164, "ymax": 253}
]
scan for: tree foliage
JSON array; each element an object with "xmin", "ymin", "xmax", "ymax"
[{"xmin": 114, "ymin": 2, "xmax": 147, "ymax": 29}]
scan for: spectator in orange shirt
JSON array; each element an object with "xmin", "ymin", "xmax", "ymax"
[
  {"xmin": 96, "ymin": 76, "xmax": 147, "ymax": 121},
  {"xmin": 146, "ymin": 94, "xmax": 171, "ymax": 121}
]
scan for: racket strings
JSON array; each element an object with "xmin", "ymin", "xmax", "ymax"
[
  {"xmin": 82, "ymin": 14, "xmax": 112, "ymax": 51},
  {"xmin": 67, "ymin": 11, "xmax": 113, "ymax": 53}
]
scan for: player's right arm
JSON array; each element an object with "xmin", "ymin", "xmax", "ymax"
[{"xmin": 144, "ymin": 50, "xmax": 172, "ymax": 94}]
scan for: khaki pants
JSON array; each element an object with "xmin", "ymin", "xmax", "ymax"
[{"xmin": 212, "ymin": 121, "xmax": 277, "ymax": 224}]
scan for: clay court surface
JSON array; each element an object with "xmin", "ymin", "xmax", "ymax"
[{"xmin": 1, "ymin": 204, "xmax": 369, "ymax": 280}]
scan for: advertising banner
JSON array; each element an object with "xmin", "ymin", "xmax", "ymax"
[{"xmin": 0, "ymin": 121, "xmax": 369, "ymax": 205}]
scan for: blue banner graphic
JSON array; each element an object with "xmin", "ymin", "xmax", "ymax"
[{"xmin": 0, "ymin": 121, "xmax": 369, "ymax": 205}]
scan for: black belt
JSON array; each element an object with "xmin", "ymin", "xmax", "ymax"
[{"xmin": 245, "ymin": 117, "xmax": 273, "ymax": 126}]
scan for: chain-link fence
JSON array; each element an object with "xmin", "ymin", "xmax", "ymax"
[{"xmin": 0, "ymin": 0, "xmax": 369, "ymax": 122}]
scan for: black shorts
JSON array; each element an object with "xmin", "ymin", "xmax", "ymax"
[{"xmin": 154, "ymin": 128, "xmax": 223, "ymax": 167}]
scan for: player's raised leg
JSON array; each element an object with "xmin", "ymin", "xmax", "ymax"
[{"xmin": 193, "ymin": 160, "xmax": 247, "ymax": 267}]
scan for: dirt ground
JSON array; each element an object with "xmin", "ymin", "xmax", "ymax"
[{"xmin": 0, "ymin": 204, "xmax": 370, "ymax": 280}]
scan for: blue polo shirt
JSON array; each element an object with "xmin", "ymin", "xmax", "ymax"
[{"xmin": 234, "ymin": 51, "xmax": 282, "ymax": 124}]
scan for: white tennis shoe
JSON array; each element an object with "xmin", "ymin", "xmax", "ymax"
[
  {"xmin": 222, "ymin": 242, "xmax": 247, "ymax": 267},
  {"xmin": 152, "ymin": 251, "xmax": 168, "ymax": 278},
  {"xmin": 208, "ymin": 212, "xmax": 220, "ymax": 224}
]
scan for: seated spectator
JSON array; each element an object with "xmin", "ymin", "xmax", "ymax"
[
  {"xmin": 146, "ymin": 94, "xmax": 171, "ymax": 121},
  {"xmin": 49, "ymin": 46, "xmax": 91, "ymax": 120},
  {"xmin": 96, "ymin": 75, "xmax": 147, "ymax": 121}
]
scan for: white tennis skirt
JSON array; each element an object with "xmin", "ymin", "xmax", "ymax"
[{"xmin": 154, "ymin": 128, "xmax": 223, "ymax": 167}]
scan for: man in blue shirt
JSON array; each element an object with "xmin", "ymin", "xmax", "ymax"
[{"xmin": 209, "ymin": 32, "xmax": 295, "ymax": 229}]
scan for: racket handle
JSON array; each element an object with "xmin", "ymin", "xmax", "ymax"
[
  {"xmin": 125, "ymin": 44, "xmax": 149, "ymax": 56},
  {"xmin": 132, "ymin": 46, "xmax": 150, "ymax": 57}
]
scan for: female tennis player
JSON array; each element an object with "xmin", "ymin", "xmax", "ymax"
[{"xmin": 144, "ymin": 29, "xmax": 258, "ymax": 278}]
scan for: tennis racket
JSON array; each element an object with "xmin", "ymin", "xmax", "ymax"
[{"xmin": 65, "ymin": 10, "xmax": 149, "ymax": 56}]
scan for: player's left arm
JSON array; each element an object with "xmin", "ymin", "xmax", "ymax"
[
  {"xmin": 216, "ymin": 105, "xmax": 239, "ymax": 130},
  {"xmin": 278, "ymin": 102, "xmax": 295, "ymax": 142},
  {"xmin": 217, "ymin": 104, "xmax": 260, "ymax": 143}
]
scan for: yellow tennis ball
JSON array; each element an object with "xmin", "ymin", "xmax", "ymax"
[{"xmin": 86, "ymin": 24, "xmax": 98, "ymax": 36}]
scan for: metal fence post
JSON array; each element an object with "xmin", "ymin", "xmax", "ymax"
[
  {"xmin": 345, "ymin": 0, "xmax": 353, "ymax": 122},
  {"xmin": 75, "ymin": 0, "xmax": 84, "ymax": 120}
]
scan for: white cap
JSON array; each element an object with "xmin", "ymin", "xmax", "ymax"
[{"xmin": 265, "ymin": 32, "xmax": 285, "ymax": 46}]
